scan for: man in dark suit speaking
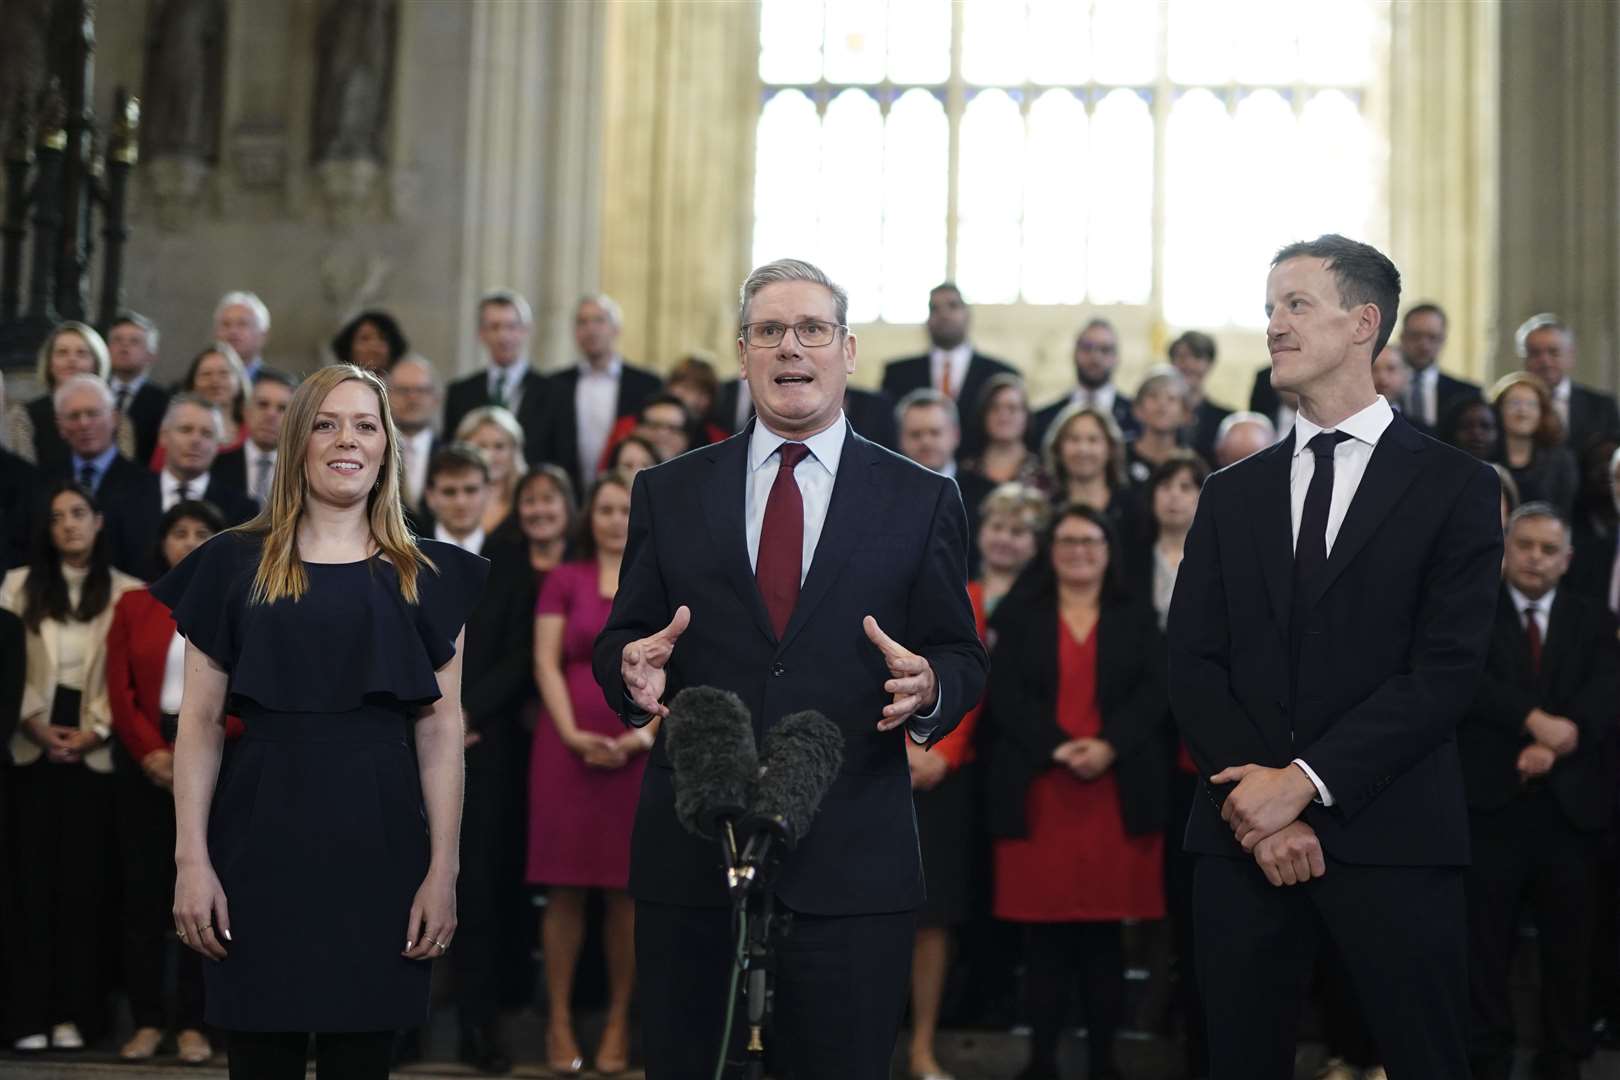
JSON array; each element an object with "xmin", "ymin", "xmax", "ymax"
[
  {"xmin": 1167, "ymin": 235, "xmax": 1503, "ymax": 1079},
  {"xmin": 593, "ymin": 258, "xmax": 987, "ymax": 1079}
]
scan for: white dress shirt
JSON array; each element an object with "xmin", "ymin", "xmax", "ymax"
[
  {"xmin": 487, "ymin": 358, "xmax": 529, "ymax": 414},
  {"xmin": 398, "ymin": 428, "xmax": 433, "ymax": 510},
  {"xmin": 110, "ymin": 373, "xmax": 148, "ymax": 411},
  {"xmin": 434, "ymin": 523, "xmax": 486, "ymax": 554},
  {"xmin": 161, "ymin": 469, "xmax": 212, "ymax": 511},
  {"xmin": 576, "ymin": 357, "xmax": 623, "ymax": 485},
  {"xmin": 1286, "ymin": 395, "xmax": 1396, "ymax": 806},
  {"xmin": 1551, "ymin": 376, "xmax": 1572, "ymax": 429},
  {"xmin": 1408, "ymin": 364, "xmax": 1439, "ymax": 427},
  {"xmin": 244, "ymin": 440, "xmax": 277, "ymax": 504},
  {"xmin": 930, "ymin": 343, "xmax": 972, "ymax": 399},
  {"xmin": 1067, "ymin": 382, "xmax": 1119, "ymax": 415},
  {"xmin": 1507, "ymin": 583, "xmax": 1555, "ymax": 643},
  {"xmin": 159, "ymin": 629, "xmax": 187, "ymax": 715},
  {"xmin": 745, "ymin": 413, "xmax": 941, "ymax": 738}
]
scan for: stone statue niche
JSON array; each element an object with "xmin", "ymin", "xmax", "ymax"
[
  {"xmin": 312, "ymin": 0, "xmax": 395, "ymax": 166},
  {"xmin": 0, "ymin": 0, "xmax": 55, "ymax": 144},
  {"xmin": 142, "ymin": 0, "xmax": 225, "ymax": 161}
]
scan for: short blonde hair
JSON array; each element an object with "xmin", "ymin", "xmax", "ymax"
[
  {"xmin": 36, "ymin": 322, "xmax": 111, "ymax": 389},
  {"xmin": 978, "ymin": 481, "xmax": 1051, "ymax": 534},
  {"xmin": 454, "ymin": 405, "xmax": 526, "ymax": 458}
]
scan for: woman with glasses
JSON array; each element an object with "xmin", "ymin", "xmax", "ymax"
[{"xmin": 985, "ymin": 503, "xmax": 1168, "ymax": 1080}]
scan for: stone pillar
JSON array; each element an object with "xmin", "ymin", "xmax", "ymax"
[
  {"xmin": 1387, "ymin": 0, "xmax": 1500, "ymax": 384},
  {"xmin": 597, "ymin": 0, "xmax": 759, "ymax": 372},
  {"xmin": 1495, "ymin": 0, "xmax": 1620, "ymax": 392}
]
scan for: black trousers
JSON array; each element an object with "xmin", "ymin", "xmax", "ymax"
[
  {"xmin": 1466, "ymin": 792, "xmax": 1600, "ymax": 1074},
  {"xmin": 636, "ymin": 899, "xmax": 914, "ymax": 1080},
  {"xmin": 114, "ymin": 754, "xmax": 205, "ymax": 1030},
  {"xmin": 1019, "ymin": 920, "xmax": 1124, "ymax": 1074},
  {"xmin": 1195, "ymin": 853, "xmax": 1469, "ymax": 1080},
  {"xmin": 226, "ymin": 1030, "xmax": 393, "ymax": 1080},
  {"xmin": 1316, "ymin": 939, "xmax": 1380, "ymax": 1067},
  {"xmin": 1164, "ymin": 769, "xmax": 1207, "ymax": 1077},
  {"xmin": 452, "ymin": 740, "xmax": 515, "ymax": 1028},
  {"xmin": 5, "ymin": 759, "xmax": 115, "ymax": 1035}
]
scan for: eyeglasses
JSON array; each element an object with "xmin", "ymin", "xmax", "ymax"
[{"xmin": 741, "ymin": 320, "xmax": 846, "ymax": 348}]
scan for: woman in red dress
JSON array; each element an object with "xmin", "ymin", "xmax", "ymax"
[
  {"xmin": 907, "ymin": 482, "xmax": 1049, "ymax": 1080},
  {"xmin": 985, "ymin": 503, "xmax": 1169, "ymax": 1080}
]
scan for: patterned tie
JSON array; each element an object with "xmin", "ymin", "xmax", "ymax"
[
  {"xmin": 756, "ymin": 442, "xmax": 810, "ymax": 639},
  {"xmin": 1524, "ymin": 607, "xmax": 1543, "ymax": 675},
  {"xmin": 254, "ymin": 453, "xmax": 274, "ymax": 503},
  {"xmin": 489, "ymin": 373, "xmax": 507, "ymax": 410},
  {"xmin": 78, "ymin": 461, "xmax": 96, "ymax": 490},
  {"xmin": 115, "ymin": 386, "xmax": 130, "ymax": 414}
]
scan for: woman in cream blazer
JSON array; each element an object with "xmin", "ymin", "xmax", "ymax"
[{"xmin": 0, "ymin": 480, "xmax": 140, "ymax": 1052}]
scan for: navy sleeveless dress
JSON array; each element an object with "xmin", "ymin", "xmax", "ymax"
[{"xmin": 151, "ymin": 532, "xmax": 488, "ymax": 1031}]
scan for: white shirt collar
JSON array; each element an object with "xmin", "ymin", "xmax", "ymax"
[
  {"xmin": 1507, "ymin": 583, "xmax": 1555, "ymax": 617},
  {"xmin": 1291, "ymin": 395, "xmax": 1394, "ymax": 456},
  {"xmin": 929, "ymin": 342, "xmax": 971, "ymax": 367},
  {"xmin": 749, "ymin": 411, "xmax": 848, "ymax": 477},
  {"xmin": 1414, "ymin": 364, "xmax": 1438, "ymax": 387},
  {"xmin": 489, "ymin": 358, "xmax": 529, "ymax": 390},
  {"xmin": 434, "ymin": 523, "xmax": 486, "ymax": 553},
  {"xmin": 111, "ymin": 373, "xmax": 148, "ymax": 395},
  {"xmin": 162, "ymin": 469, "xmax": 210, "ymax": 500},
  {"xmin": 1552, "ymin": 376, "xmax": 1571, "ymax": 402},
  {"xmin": 579, "ymin": 355, "xmax": 623, "ymax": 379}
]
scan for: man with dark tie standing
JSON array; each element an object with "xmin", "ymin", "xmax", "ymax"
[
  {"xmin": 880, "ymin": 283, "xmax": 1016, "ymax": 462},
  {"xmin": 1168, "ymin": 235, "xmax": 1502, "ymax": 1079},
  {"xmin": 443, "ymin": 290, "xmax": 552, "ymax": 455},
  {"xmin": 593, "ymin": 258, "xmax": 987, "ymax": 1079}
]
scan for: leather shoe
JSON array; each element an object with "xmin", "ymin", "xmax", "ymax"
[{"xmin": 458, "ymin": 1022, "xmax": 513, "ymax": 1075}]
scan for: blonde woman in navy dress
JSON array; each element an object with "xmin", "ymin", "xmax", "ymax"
[{"xmin": 154, "ymin": 365, "xmax": 488, "ymax": 1079}]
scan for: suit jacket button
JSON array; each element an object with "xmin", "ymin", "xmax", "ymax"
[{"xmin": 772, "ymin": 662, "xmax": 786, "ymax": 677}]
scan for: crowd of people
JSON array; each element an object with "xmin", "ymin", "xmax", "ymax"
[{"xmin": 0, "ymin": 278, "xmax": 1616, "ymax": 1080}]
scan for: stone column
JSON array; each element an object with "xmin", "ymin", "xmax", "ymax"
[{"xmin": 1387, "ymin": 0, "xmax": 1500, "ymax": 384}]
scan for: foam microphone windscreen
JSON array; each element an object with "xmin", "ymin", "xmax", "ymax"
[
  {"xmin": 748, "ymin": 710, "xmax": 844, "ymax": 847},
  {"xmin": 665, "ymin": 686, "xmax": 759, "ymax": 839}
]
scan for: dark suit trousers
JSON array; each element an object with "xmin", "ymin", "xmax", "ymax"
[
  {"xmin": 1466, "ymin": 790, "xmax": 1599, "ymax": 1071},
  {"xmin": 115, "ymin": 758, "xmax": 205, "ymax": 1030},
  {"xmin": 6, "ymin": 760, "xmax": 115, "ymax": 1034},
  {"xmin": 636, "ymin": 900, "xmax": 914, "ymax": 1080},
  {"xmin": 1195, "ymin": 853, "xmax": 1468, "ymax": 1080},
  {"xmin": 452, "ymin": 734, "xmax": 516, "ymax": 1027}
]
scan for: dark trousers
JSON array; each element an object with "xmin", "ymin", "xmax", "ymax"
[
  {"xmin": 636, "ymin": 899, "xmax": 914, "ymax": 1080},
  {"xmin": 226, "ymin": 1030, "xmax": 393, "ymax": 1080},
  {"xmin": 1317, "ymin": 940, "xmax": 1379, "ymax": 1067},
  {"xmin": 1165, "ymin": 769, "xmax": 1207, "ymax": 1077},
  {"xmin": 115, "ymin": 756, "xmax": 205, "ymax": 1030},
  {"xmin": 1020, "ymin": 920, "xmax": 1124, "ymax": 1074},
  {"xmin": 5, "ymin": 760, "xmax": 114, "ymax": 1035},
  {"xmin": 1195, "ymin": 854, "xmax": 1468, "ymax": 1080},
  {"xmin": 1466, "ymin": 792, "xmax": 1599, "ymax": 1076},
  {"xmin": 453, "ymin": 746, "xmax": 514, "ymax": 1028}
]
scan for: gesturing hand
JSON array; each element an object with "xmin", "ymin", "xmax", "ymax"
[
  {"xmin": 621, "ymin": 606, "xmax": 691, "ymax": 719},
  {"xmin": 864, "ymin": 616, "xmax": 938, "ymax": 732},
  {"xmin": 1252, "ymin": 821, "xmax": 1327, "ymax": 887},
  {"xmin": 1212, "ymin": 762, "xmax": 1318, "ymax": 852}
]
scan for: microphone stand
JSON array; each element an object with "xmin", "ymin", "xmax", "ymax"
[{"xmin": 721, "ymin": 822, "xmax": 790, "ymax": 1080}]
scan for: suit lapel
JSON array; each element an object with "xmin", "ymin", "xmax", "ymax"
[
  {"xmin": 779, "ymin": 426, "xmax": 877, "ymax": 652},
  {"xmin": 1305, "ymin": 416, "xmax": 1426, "ymax": 611},
  {"xmin": 1251, "ymin": 433, "xmax": 1296, "ymax": 632},
  {"xmin": 701, "ymin": 426, "xmax": 777, "ymax": 644}
]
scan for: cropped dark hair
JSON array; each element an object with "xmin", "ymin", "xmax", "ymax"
[
  {"xmin": 23, "ymin": 481, "xmax": 113, "ymax": 632},
  {"xmin": 1169, "ymin": 330, "xmax": 1217, "ymax": 365},
  {"xmin": 1403, "ymin": 302, "xmax": 1447, "ymax": 328},
  {"xmin": 331, "ymin": 311, "xmax": 410, "ymax": 370},
  {"xmin": 251, "ymin": 366, "xmax": 298, "ymax": 393},
  {"xmin": 607, "ymin": 434, "xmax": 662, "ymax": 469},
  {"xmin": 427, "ymin": 442, "xmax": 492, "ymax": 489},
  {"xmin": 1147, "ymin": 450, "xmax": 1210, "ymax": 496},
  {"xmin": 1272, "ymin": 234, "xmax": 1402, "ymax": 358},
  {"xmin": 153, "ymin": 499, "xmax": 227, "ymax": 574},
  {"xmin": 1013, "ymin": 501, "xmax": 1128, "ymax": 606}
]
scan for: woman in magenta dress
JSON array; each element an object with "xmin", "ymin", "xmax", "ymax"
[
  {"xmin": 984, "ymin": 503, "xmax": 1169, "ymax": 1080},
  {"xmin": 527, "ymin": 469, "xmax": 649, "ymax": 1075}
]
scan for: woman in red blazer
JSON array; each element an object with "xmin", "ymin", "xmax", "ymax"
[{"xmin": 106, "ymin": 500, "xmax": 241, "ymax": 1065}]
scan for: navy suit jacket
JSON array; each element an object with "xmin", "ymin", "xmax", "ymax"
[
  {"xmin": 592, "ymin": 420, "xmax": 988, "ymax": 914},
  {"xmin": 1167, "ymin": 413, "xmax": 1502, "ymax": 867},
  {"xmin": 1029, "ymin": 388, "xmax": 1138, "ymax": 449},
  {"xmin": 881, "ymin": 351, "xmax": 1017, "ymax": 459}
]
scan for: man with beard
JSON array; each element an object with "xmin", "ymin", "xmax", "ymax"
[{"xmin": 1030, "ymin": 318, "xmax": 1139, "ymax": 448}]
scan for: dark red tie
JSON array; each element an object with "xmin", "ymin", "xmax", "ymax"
[
  {"xmin": 756, "ymin": 442, "xmax": 810, "ymax": 638},
  {"xmin": 1524, "ymin": 607, "xmax": 1542, "ymax": 675}
]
